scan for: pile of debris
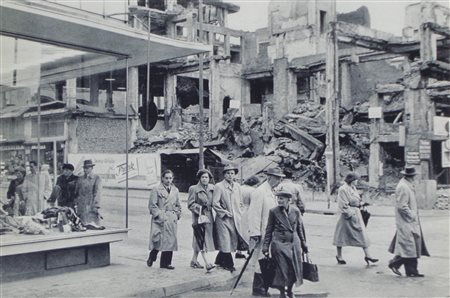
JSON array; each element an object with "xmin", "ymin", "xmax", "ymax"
[{"xmin": 433, "ymin": 188, "xmax": 450, "ymax": 210}]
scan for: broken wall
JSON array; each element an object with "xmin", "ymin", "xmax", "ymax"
[{"xmin": 350, "ymin": 60, "xmax": 403, "ymax": 104}]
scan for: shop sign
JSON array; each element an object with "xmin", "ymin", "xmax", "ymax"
[
  {"xmin": 69, "ymin": 153, "xmax": 159, "ymax": 189},
  {"xmin": 368, "ymin": 107, "xmax": 382, "ymax": 119},
  {"xmin": 0, "ymin": 145, "xmax": 25, "ymax": 151},
  {"xmin": 406, "ymin": 151, "xmax": 420, "ymax": 165},
  {"xmin": 31, "ymin": 145, "xmax": 46, "ymax": 150},
  {"xmin": 419, "ymin": 140, "xmax": 431, "ymax": 160}
]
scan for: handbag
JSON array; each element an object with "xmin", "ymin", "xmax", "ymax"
[
  {"xmin": 197, "ymin": 206, "xmax": 210, "ymax": 224},
  {"xmin": 258, "ymin": 256, "xmax": 276, "ymax": 288},
  {"xmin": 302, "ymin": 253, "xmax": 319, "ymax": 282}
]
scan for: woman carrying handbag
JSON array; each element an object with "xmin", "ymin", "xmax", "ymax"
[
  {"xmin": 187, "ymin": 169, "xmax": 216, "ymax": 272},
  {"xmin": 262, "ymin": 190, "xmax": 308, "ymax": 298}
]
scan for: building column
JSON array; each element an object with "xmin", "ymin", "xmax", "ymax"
[
  {"xmin": 209, "ymin": 59, "xmax": 221, "ymax": 133},
  {"xmin": 273, "ymin": 57, "xmax": 292, "ymax": 119},
  {"xmin": 164, "ymin": 73, "xmax": 176, "ymax": 130},
  {"xmin": 127, "ymin": 66, "xmax": 139, "ymax": 146},
  {"xmin": 340, "ymin": 62, "xmax": 352, "ymax": 109},
  {"xmin": 89, "ymin": 75, "xmax": 99, "ymax": 107},
  {"xmin": 368, "ymin": 94, "xmax": 382, "ymax": 188},
  {"xmin": 65, "ymin": 78, "xmax": 77, "ymax": 110}
]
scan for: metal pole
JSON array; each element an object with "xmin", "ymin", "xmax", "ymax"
[
  {"xmin": 146, "ymin": 10, "xmax": 151, "ymax": 129},
  {"xmin": 53, "ymin": 140, "xmax": 57, "ymax": 186},
  {"xmin": 198, "ymin": 0, "xmax": 205, "ymax": 170},
  {"xmin": 36, "ymin": 87, "xmax": 41, "ymax": 210},
  {"xmin": 125, "ymin": 59, "xmax": 129, "ymax": 229}
]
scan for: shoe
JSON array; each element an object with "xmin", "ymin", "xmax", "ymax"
[
  {"xmin": 406, "ymin": 272, "xmax": 425, "ymax": 277},
  {"xmin": 146, "ymin": 255, "xmax": 154, "ymax": 267},
  {"xmin": 235, "ymin": 252, "xmax": 246, "ymax": 259},
  {"xmin": 161, "ymin": 265, "xmax": 175, "ymax": 270},
  {"xmin": 252, "ymin": 289, "xmax": 271, "ymax": 297},
  {"xmin": 287, "ymin": 291, "xmax": 296, "ymax": 298},
  {"xmin": 364, "ymin": 257, "xmax": 379, "ymax": 265},
  {"xmin": 388, "ymin": 263, "xmax": 402, "ymax": 276},
  {"xmin": 336, "ymin": 256, "xmax": 346, "ymax": 265},
  {"xmin": 222, "ymin": 266, "xmax": 236, "ymax": 273},
  {"xmin": 190, "ymin": 261, "xmax": 204, "ymax": 269},
  {"xmin": 206, "ymin": 264, "xmax": 216, "ymax": 272}
]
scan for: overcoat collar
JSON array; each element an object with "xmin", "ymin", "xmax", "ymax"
[
  {"xmin": 273, "ymin": 206, "xmax": 294, "ymax": 232},
  {"xmin": 401, "ymin": 177, "xmax": 415, "ymax": 191},
  {"xmin": 194, "ymin": 182, "xmax": 214, "ymax": 193},
  {"xmin": 223, "ymin": 179, "xmax": 235, "ymax": 191},
  {"xmin": 157, "ymin": 183, "xmax": 172, "ymax": 198}
]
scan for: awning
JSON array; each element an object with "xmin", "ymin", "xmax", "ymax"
[{"xmin": 0, "ymin": 0, "xmax": 211, "ymax": 80}]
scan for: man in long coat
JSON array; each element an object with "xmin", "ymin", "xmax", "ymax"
[
  {"xmin": 388, "ymin": 166, "xmax": 429, "ymax": 277},
  {"xmin": 247, "ymin": 167, "xmax": 285, "ymax": 297},
  {"xmin": 212, "ymin": 164, "xmax": 246, "ymax": 272},
  {"xmin": 74, "ymin": 160, "xmax": 102, "ymax": 226},
  {"xmin": 49, "ymin": 163, "xmax": 78, "ymax": 208},
  {"xmin": 147, "ymin": 169, "xmax": 181, "ymax": 269}
]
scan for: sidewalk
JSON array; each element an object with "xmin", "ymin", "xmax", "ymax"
[{"xmin": 1, "ymin": 194, "xmax": 447, "ymax": 298}]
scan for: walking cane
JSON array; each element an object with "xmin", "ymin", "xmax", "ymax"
[{"xmin": 230, "ymin": 248, "xmax": 255, "ymax": 296}]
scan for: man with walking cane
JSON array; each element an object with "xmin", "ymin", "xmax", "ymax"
[{"xmin": 247, "ymin": 167, "xmax": 285, "ymax": 297}]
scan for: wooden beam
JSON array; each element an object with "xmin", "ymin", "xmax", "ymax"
[
  {"xmin": 420, "ymin": 60, "xmax": 450, "ymax": 80},
  {"xmin": 424, "ymin": 22, "xmax": 450, "ymax": 38}
]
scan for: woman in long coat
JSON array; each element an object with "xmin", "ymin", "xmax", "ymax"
[
  {"xmin": 262, "ymin": 190, "xmax": 308, "ymax": 298},
  {"xmin": 147, "ymin": 169, "xmax": 181, "ymax": 270},
  {"xmin": 333, "ymin": 172, "xmax": 378, "ymax": 265},
  {"xmin": 187, "ymin": 169, "xmax": 215, "ymax": 271},
  {"xmin": 212, "ymin": 164, "xmax": 246, "ymax": 272}
]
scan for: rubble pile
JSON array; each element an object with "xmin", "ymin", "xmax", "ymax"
[{"xmin": 433, "ymin": 188, "xmax": 450, "ymax": 210}]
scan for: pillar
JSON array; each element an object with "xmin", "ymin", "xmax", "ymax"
[
  {"xmin": 209, "ymin": 59, "xmax": 221, "ymax": 133},
  {"xmin": 89, "ymin": 75, "xmax": 99, "ymax": 107},
  {"xmin": 340, "ymin": 62, "xmax": 352, "ymax": 109},
  {"xmin": 369, "ymin": 94, "xmax": 382, "ymax": 188},
  {"xmin": 127, "ymin": 66, "xmax": 139, "ymax": 145},
  {"xmin": 65, "ymin": 78, "xmax": 77, "ymax": 110},
  {"xmin": 273, "ymin": 57, "xmax": 294, "ymax": 119},
  {"xmin": 164, "ymin": 73, "xmax": 176, "ymax": 130}
]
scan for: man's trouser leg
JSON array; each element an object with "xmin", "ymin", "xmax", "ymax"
[
  {"xmin": 160, "ymin": 251, "xmax": 173, "ymax": 267},
  {"xmin": 389, "ymin": 255, "xmax": 404, "ymax": 270},
  {"xmin": 215, "ymin": 251, "xmax": 224, "ymax": 266},
  {"xmin": 222, "ymin": 252, "xmax": 234, "ymax": 269},
  {"xmin": 404, "ymin": 258, "xmax": 418, "ymax": 275}
]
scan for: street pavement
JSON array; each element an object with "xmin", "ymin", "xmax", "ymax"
[{"xmin": 1, "ymin": 189, "xmax": 449, "ymax": 297}]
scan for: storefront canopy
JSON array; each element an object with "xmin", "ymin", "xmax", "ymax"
[{"xmin": 0, "ymin": 0, "xmax": 211, "ymax": 80}]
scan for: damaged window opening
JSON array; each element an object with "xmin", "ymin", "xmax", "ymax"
[
  {"xmin": 320, "ymin": 10, "xmax": 327, "ymax": 34},
  {"xmin": 297, "ymin": 76, "xmax": 310, "ymax": 102},
  {"xmin": 250, "ymin": 77, "xmax": 273, "ymax": 104},
  {"xmin": 176, "ymin": 76, "xmax": 209, "ymax": 109}
]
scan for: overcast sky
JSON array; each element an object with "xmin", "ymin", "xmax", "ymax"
[{"xmin": 226, "ymin": 0, "xmax": 449, "ymax": 36}]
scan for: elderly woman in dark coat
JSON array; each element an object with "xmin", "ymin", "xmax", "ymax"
[
  {"xmin": 262, "ymin": 190, "xmax": 308, "ymax": 298},
  {"xmin": 333, "ymin": 172, "xmax": 378, "ymax": 265},
  {"xmin": 147, "ymin": 169, "xmax": 181, "ymax": 270},
  {"xmin": 187, "ymin": 169, "xmax": 216, "ymax": 271}
]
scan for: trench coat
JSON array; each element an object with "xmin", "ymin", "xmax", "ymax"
[
  {"xmin": 248, "ymin": 181, "xmax": 278, "ymax": 261},
  {"xmin": 74, "ymin": 173, "xmax": 102, "ymax": 225},
  {"xmin": 187, "ymin": 183, "xmax": 215, "ymax": 252},
  {"xmin": 332, "ymin": 183, "xmax": 369, "ymax": 247},
  {"xmin": 262, "ymin": 205, "xmax": 306, "ymax": 287},
  {"xmin": 388, "ymin": 178, "xmax": 430, "ymax": 258},
  {"xmin": 239, "ymin": 184, "xmax": 255, "ymax": 244},
  {"xmin": 148, "ymin": 183, "xmax": 181, "ymax": 251},
  {"xmin": 21, "ymin": 172, "xmax": 52, "ymax": 216},
  {"xmin": 212, "ymin": 180, "xmax": 246, "ymax": 253}
]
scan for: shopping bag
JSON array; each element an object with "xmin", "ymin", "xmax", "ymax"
[
  {"xmin": 302, "ymin": 253, "xmax": 319, "ymax": 282},
  {"xmin": 259, "ymin": 256, "xmax": 276, "ymax": 287}
]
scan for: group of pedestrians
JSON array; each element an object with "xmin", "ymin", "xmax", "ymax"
[
  {"xmin": 146, "ymin": 165, "xmax": 308, "ymax": 298},
  {"xmin": 5, "ymin": 160, "xmax": 103, "ymax": 226},
  {"xmin": 332, "ymin": 167, "xmax": 428, "ymax": 278}
]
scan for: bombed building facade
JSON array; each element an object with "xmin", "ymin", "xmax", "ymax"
[{"xmin": 1, "ymin": 0, "xmax": 449, "ymax": 208}]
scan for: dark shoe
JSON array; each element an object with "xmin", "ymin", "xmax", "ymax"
[
  {"xmin": 235, "ymin": 252, "xmax": 246, "ymax": 259},
  {"xmin": 222, "ymin": 266, "xmax": 235, "ymax": 273},
  {"xmin": 336, "ymin": 256, "xmax": 346, "ymax": 265},
  {"xmin": 252, "ymin": 289, "xmax": 271, "ymax": 297},
  {"xmin": 146, "ymin": 255, "xmax": 154, "ymax": 267},
  {"xmin": 364, "ymin": 257, "xmax": 379, "ymax": 265},
  {"xmin": 161, "ymin": 265, "xmax": 175, "ymax": 270},
  {"xmin": 388, "ymin": 263, "xmax": 402, "ymax": 276},
  {"xmin": 287, "ymin": 291, "xmax": 296, "ymax": 298},
  {"xmin": 406, "ymin": 272, "xmax": 425, "ymax": 277}
]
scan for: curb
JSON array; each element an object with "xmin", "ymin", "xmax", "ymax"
[{"xmin": 133, "ymin": 271, "xmax": 236, "ymax": 297}]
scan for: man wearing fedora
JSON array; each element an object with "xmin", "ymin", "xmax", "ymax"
[
  {"xmin": 247, "ymin": 166, "xmax": 285, "ymax": 297},
  {"xmin": 388, "ymin": 166, "xmax": 429, "ymax": 277},
  {"xmin": 74, "ymin": 160, "xmax": 103, "ymax": 226},
  {"xmin": 212, "ymin": 164, "xmax": 246, "ymax": 272}
]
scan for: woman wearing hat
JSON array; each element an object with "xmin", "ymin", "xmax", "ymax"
[
  {"xmin": 262, "ymin": 190, "xmax": 308, "ymax": 298},
  {"xmin": 212, "ymin": 164, "xmax": 246, "ymax": 272},
  {"xmin": 147, "ymin": 169, "xmax": 182, "ymax": 270},
  {"xmin": 333, "ymin": 172, "xmax": 378, "ymax": 265},
  {"xmin": 187, "ymin": 169, "xmax": 216, "ymax": 272}
]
